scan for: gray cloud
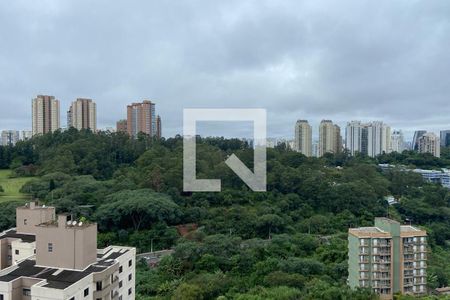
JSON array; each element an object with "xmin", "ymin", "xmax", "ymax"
[{"xmin": 1, "ymin": 0, "xmax": 450, "ymax": 140}]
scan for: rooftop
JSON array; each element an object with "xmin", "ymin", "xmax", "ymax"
[
  {"xmin": 0, "ymin": 229, "xmax": 35, "ymax": 243},
  {"xmin": 0, "ymin": 247, "xmax": 130, "ymax": 290}
]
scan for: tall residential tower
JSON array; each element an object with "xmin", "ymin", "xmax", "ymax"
[
  {"xmin": 318, "ymin": 120, "xmax": 341, "ymax": 156},
  {"xmin": 294, "ymin": 120, "xmax": 312, "ymax": 156},
  {"xmin": 418, "ymin": 132, "xmax": 440, "ymax": 157},
  {"xmin": 126, "ymin": 100, "xmax": 161, "ymax": 138},
  {"xmin": 67, "ymin": 98, "xmax": 97, "ymax": 131},
  {"xmin": 32, "ymin": 95, "xmax": 60, "ymax": 136}
]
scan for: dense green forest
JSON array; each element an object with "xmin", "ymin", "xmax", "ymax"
[{"xmin": 1, "ymin": 129, "xmax": 450, "ymax": 299}]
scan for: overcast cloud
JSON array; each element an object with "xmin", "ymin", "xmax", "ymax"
[{"xmin": 0, "ymin": 0, "xmax": 450, "ymax": 140}]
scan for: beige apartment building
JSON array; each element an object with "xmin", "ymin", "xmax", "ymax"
[
  {"xmin": 0, "ymin": 202, "xmax": 136, "ymax": 300},
  {"xmin": 294, "ymin": 120, "xmax": 312, "ymax": 156},
  {"xmin": 32, "ymin": 95, "xmax": 60, "ymax": 136},
  {"xmin": 418, "ymin": 132, "xmax": 440, "ymax": 158},
  {"xmin": 348, "ymin": 218, "xmax": 427, "ymax": 300},
  {"xmin": 67, "ymin": 98, "xmax": 97, "ymax": 131},
  {"xmin": 319, "ymin": 120, "xmax": 342, "ymax": 156}
]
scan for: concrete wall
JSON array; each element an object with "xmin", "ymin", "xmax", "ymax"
[
  {"xmin": 35, "ymin": 215, "xmax": 97, "ymax": 270},
  {"xmin": 16, "ymin": 205, "xmax": 55, "ymax": 235},
  {"xmin": 11, "ymin": 241, "xmax": 35, "ymax": 265}
]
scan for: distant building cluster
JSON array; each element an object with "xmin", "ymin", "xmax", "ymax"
[
  {"xmin": 293, "ymin": 120, "xmax": 446, "ymax": 158},
  {"xmin": 0, "ymin": 130, "xmax": 32, "ymax": 146},
  {"xmin": 379, "ymin": 164, "xmax": 450, "ymax": 189},
  {"xmin": 1, "ymin": 95, "xmax": 163, "ymax": 144}
]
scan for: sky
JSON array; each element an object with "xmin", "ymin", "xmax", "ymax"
[{"xmin": 1, "ymin": 0, "xmax": 450, "ymax": 140}]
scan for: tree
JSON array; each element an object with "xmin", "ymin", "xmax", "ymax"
[
  {"xmin": 95, "ymin": 189, "xmax": 181, "ymax": 231},
  {"xmin": 0, "ymin": 185, "xmax": 4, "ymax": 193}
]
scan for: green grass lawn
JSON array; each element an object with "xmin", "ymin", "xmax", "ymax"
[{"xmin": 0, "ymin": 169, "xmax": 31, "ymax": 202}]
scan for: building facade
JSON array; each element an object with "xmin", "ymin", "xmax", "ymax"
[
  {"xmin": 367, "ymin": 121, "xmax": 391, "ymax": 157},
  {"xmin": 294, "ymin": 120, "xmax": 312, "ymax": 156},
  {"xmin": 345, "ymin": 121, "xmax": 366, "ymax": 156},
  {"xmin": 390, "ymin": 130, "xmax": 405, "ymax": 153},
  {"xmin": 126, "ymin": 100, "xmax": 161, "ymax": 138},
  {"xmin": 348, "ymin": 218, "xmax": 427, "ymax": 300},
  {"xmin": 67, "ymin": 98, "xmax": 97, "ymax": 131},
  {"xmin": 440, "ymin": 130, "xmax": 450, "ymax": 147},
  {"xmin": 0, "ymin": 202, "xmax": 136, "ymax": 300},
  {"xmin": 412, "ymin": 130, "xmax": 427, "ymax": 151},
  {"xmin": 319, "ymin": 120, "xmax": 341, "ymax": 156},
  {"xmin": 32, "ymin": 95, "xmax": 60, "ymax": 136},
  {"xmin": 418, "ymin": 132, "xmax": 440, "ymax": 157}
]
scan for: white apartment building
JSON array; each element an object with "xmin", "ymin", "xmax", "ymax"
[
  {"xmin": 390, "ymin": 130, "xmax": 405, "ymax": 153},
  {"xmin": 367, "ymin": 121, "xmax": 391, "ymax": 157},
  {"xmin": 0, "ymin": 202, "xmax": 136, "ymax": 300}
]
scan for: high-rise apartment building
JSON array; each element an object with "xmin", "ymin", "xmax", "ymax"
[
  {"xmin": 156, "ymin": 115, "xmax": 162, "ymax": 138},
  {"xmin": 32, "ymin": 95, "xmax": 60, "ymax": 136},
  {"xmin": 1, "ymin": 130, "xmax": 20, "ymax": 146},
  {"xmin": 390, "ymin": 130, "xmax": 405, "ymax": 153},
  {"xmin": 0, "ymin": 202, "xmax": 136, "ymax": 300},
  {"xmin": 67, "ymin": 98, "xmax": 97, "ymax": 131},
  {"xmin": 346, "ymin": 121, "xmax": 391, "ymax": 157},
  {"xmin": 345, "ymin": 121, "xmax": 366, "ymax": 156},
  {"xmin": 412, "ymin": 130, "xmax": 427, "ymax": 151},
  {"xmin": 367, "ymin": 121, "xmax": 391, "ymax": 157},
  {"xmin": 348, "ymin": 218, "xmax": 427, "ymax": 300},
  {"xmin": 116, "ymin": 119, "xmax": 128, "ymax": 133},
  {"xmin": 126, "ymin": 100, "xmax": 161, "ymax": 138},
  {"xmin": 318, "ymin": 120, "xmax": 341, "ymax": 156},
  {"xmin": 440, "ymin": 130, "xmax": 450, "ymax": 147},
  {"xmin": 418, "ymin": 132, "xmax": 440, "ymax": 157},
  {"xmin": 294, "ymin": 120, "xmax": 312, "ymax": 156}
]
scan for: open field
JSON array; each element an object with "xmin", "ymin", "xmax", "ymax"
[{"xmin": 0, "ymin": 169, "xmax": 31, "ymax": 202}]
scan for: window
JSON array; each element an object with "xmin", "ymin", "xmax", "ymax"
[
  {"xmin": 24, "ymin": 219, "xmax": 27, "ymax": 225},
  {"xmin": 128, "ymin": 259, "xmax": 133, "ymax": 267},
  {"xmin": 119, "ymin": 296, "xmax": 122, "ymax": 300},
  {"xmin": 48, "ymin": 243, "xmax": 53, "ymax": 253},
  {"xmin": 69, "ymin": 298, "xmax": 75, "ymax": 300},
  {"xmin": 84, "ymin": 288, "xmax": 89, "ymax": 297},
  {"xmin": 128, "ymin": 273, "xmax": 132, "ymax": 281},
  {"xmin": 119, "ymin": 280, "xmax": 123, "ymax": 288},
  {"xmin": 15, "ymin": 249, "xmax": 19, "ymax": 255},
  {"xmin": 128, "ymin": 288, "xmax": 132, "ymax": 295},
  {"xmin": 0, "ymin": 295, "xmax": 4, "ymax": 300},
  {"xmin": 119, "ymin": 266, "xmax": 123, "ymax": 273},
  {"xmin": 7, "ymin": 255, "xmax": 12, "ymax": 260},
  {"xmin": 96, "ymin": 281, "xmax": 102, "ymax": 291},
  {"xmin": 23, "ymin": 288, "xmax": 31, "ymax": 296},
  {"xmin": 7, "ymin": 245, "xmax": 11, "ymax": 250}
]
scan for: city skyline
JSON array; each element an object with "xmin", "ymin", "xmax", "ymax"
[
  {"xmin": 2, "ymin": 99, "xmax": 449, "ymax": 142},
  {"xmin": 1, "ymin": 1, "xmax": 450, "ymax": 138}
]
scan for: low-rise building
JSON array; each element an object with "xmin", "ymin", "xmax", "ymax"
[{"xmin": 0, "ymin": 202, "xmax": 136, "ymax": 300}]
